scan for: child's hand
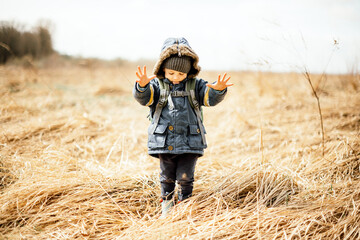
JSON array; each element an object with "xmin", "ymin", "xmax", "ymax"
[
  {"xmin": 206, "ymin": 73, "xmax": 233, "ymax": 91},
  {"xmin": 136, "ymin": 65, "xmax": 156, "ymax": 87}
]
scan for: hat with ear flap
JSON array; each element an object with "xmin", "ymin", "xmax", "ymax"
[{"xmin": 153, "ymin": 37, "xmax": 201, "ymax": 79}]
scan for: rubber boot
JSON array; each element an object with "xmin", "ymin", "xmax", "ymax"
[{"xmin": 160, "ymin": 200, "xmax": 174, "ymax": 219}]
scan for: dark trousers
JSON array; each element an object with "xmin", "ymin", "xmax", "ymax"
[{"xmin": 159, "ymin": 153, "xmax": 199, "ymax": 201}]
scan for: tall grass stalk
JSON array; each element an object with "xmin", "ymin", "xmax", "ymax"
[{"xmin": 304, "ymin": 69, "xmax": 325, "ymax": 157}]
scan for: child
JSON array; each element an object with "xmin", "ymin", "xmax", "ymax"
[{"xmin": 133, "ymin": 37, "xmax": 233, "ymax": 217}]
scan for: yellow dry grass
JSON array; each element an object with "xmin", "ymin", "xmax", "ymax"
[{"xmin": 0, "ymin": 62, "xmax": 359, "ymax": 239}]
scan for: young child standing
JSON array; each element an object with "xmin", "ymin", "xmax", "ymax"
[{"xmin": 133, "ymin": 37, "xmax": 233, "ymax": 217}]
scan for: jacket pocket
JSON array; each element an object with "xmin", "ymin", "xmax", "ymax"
[
  {"xmin": 188, "ymin": 124, "xmax": 203, "ymax": 148},
  {"xmin": 148, "ymin": 124, "xmax": 168, "ymax": 148}
]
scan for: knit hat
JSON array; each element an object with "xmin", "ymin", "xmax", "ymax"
[{"xmin": 162, "ymin": 55, "xmax": 192, "ymax": 74}]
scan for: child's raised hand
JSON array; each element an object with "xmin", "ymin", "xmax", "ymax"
[
  {"xmin": 136, "ymin": 65, "xmax": 156, "ymax": 87},
  {"xmin": 206, "ymin": 73, "xmax": 233, "ymax": 91}
]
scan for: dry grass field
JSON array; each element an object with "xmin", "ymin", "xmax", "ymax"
[{"xmin": 0, "ymin": 61, "xmax": 359, "ymax": 239}]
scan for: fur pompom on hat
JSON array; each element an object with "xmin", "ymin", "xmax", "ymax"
[
  {"xmin": 153, "ymin": 37, "xmax": 201, "ymax": 79},
  {"xmin": 162, "ymin": 55, "xmax": 192, "ymax": 74}
]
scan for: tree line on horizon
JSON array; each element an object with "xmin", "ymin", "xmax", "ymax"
[{"xmin": 0, "ymin": 21, "xmax": 54, "ymax": 64}]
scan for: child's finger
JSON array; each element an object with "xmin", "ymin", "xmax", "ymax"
[
  {"xmin": 144, "ymin": 65, "xmax": 147, "ymax": 75},
  {"xmin": 218, "ymin": 75, "xmax": 221, "ymax": 82},
  {"xmin": 136, "ymin": 72, "xmax": 141, "ymax": 79},
  {"xmin": 149, "ymin": 75, "xmax": 156, "ymax": 80},
  {"xmin": 226, "ymin": 83, "xmax": 234, "ymax": 87},
  {"xmin": 222, "ymin": 73, "xmax": 227, "ymax": 82},
  {"xmin": 224, "ymin": 76, "xmax": 231, "ymax": 82},
  {"xmin": 137, "ymin": 66, "xmax": 143, "ymax": 75}
]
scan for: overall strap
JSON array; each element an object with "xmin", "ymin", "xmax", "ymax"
[
  {"xmin": 186, "ymin": 79, "xmax": 207, "ymax": 145},
  {"xmin": 149, "ymin": 80, "xmax": 169, "ymax": 134},
  {"xmin": 170, "ymin": 91, "xmax": 190, "ymax": 97},
  {"xmin": 185, "ymin": 78, "xmax": 196, "ymax": 109}
]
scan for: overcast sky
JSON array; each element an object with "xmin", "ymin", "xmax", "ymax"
[{"xmin": 1, "ymin": 0, "xmax": 359, "ymax": 73}]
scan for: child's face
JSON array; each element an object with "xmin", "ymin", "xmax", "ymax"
[{"xmin": 164, "ymin": 68, "xmax": 187, "ymax": 84}]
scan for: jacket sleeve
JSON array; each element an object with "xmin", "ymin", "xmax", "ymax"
[
  {"xmin": 196, "ymin": 78, "xmax": 227, "ymax": 107},
  {"xmin": 133, "ymin": 79, "xmax": 160, "ymax": 107}
]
